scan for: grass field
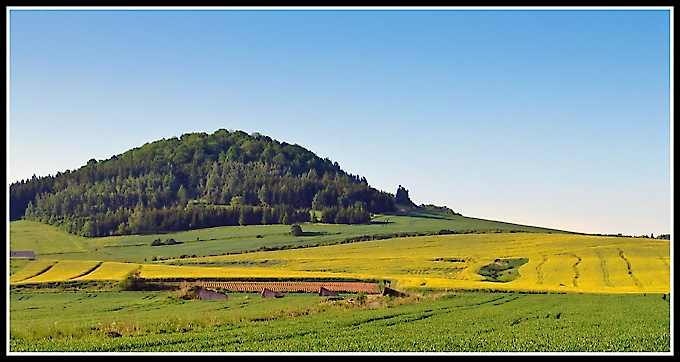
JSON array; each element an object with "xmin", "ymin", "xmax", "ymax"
[
  {"xmin": 8, "ymin": 212, "xmax": 569, "ymax": 263},
  {"xmin": 8, "ymin": 290, "xmax": 670, "ymax": 352},
  {"xmin": 8, "ymin": 213, "xmax": 672, "ymax": 353},
  {"xmin": 9, "ymin": 216, "xmax": 670, "ymax": 294}
]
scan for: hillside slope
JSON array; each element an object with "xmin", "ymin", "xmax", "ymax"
[{"xmin": 10, "ymin": 129, "xmax": 395, "ymax": 236}]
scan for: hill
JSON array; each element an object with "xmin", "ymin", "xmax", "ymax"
[{"xmin": 9, "ymin": 129, "xmax": 395, "ymax": 237}]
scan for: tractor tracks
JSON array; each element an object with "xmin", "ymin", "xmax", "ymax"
[
  {"xmin": 595, "ymin": 250, "xmax": 613, "ymax": 288},
  {"xmin": 535, "ymin": 255, "xmax": 547, "ymax": 285},
  {"xmin": 68, "ymin": 262, "xmax": 104, "ymax": 280},
  {"xmin": 569, "ymin": 253, "xmax": 582, "ymax": 287},
  {"xmin": 618, "ymin": 248, "xmax": 643, "ymax": 289}
]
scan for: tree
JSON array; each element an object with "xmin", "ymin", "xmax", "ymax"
[
  {"xmin": 291, "ymin": 224, "xmax": 303, "ymax": 236},
  {"xmin": 118, "ymin": 270, "xmax": 147, "ymax": 291},
  {"xmin": 395, "ymin": 185, "xmax": 415, "ymax": 207},
  {"xmin": 81, "ymin": 220, "xmax": 97, "ymax": 237}
]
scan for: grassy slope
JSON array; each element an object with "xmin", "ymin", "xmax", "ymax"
[
  {"xmin": 10, "ymin": 213, "xmax": 670, "ymax": 293},
  {"xmin": 9, "ymin": 213, "xmax": 670, "ymax": 294},
  {"xmin": 9, "ymin": 211, "xmax": 570, "ymax": 263},
  {"xmin": 8, "ymin": 214, "xmax": 671, "ymax": 352}
]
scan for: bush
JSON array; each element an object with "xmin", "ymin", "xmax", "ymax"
[
  {"xmin": 118, "ymin": 270, "xmax": 147, "ymax": 291},
  {"xmin": 291, "ymin": 224, "xmax": 303, "ymax": 236},
  {"xmin": 151, "ymin": 238, "xmax": 177, "ymax": 246}
]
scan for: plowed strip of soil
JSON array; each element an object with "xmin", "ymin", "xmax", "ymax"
[{"xmin": 170, "ymin": 280, "xmax": 380, "ymax": 293}]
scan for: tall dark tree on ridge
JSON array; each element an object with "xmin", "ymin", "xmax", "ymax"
[{"xmin": 395, "ymin": 185, "xmax": 416, "ymax": 208}]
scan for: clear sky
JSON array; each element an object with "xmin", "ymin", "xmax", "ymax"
[{"xmin": 7, "ymin": 7, "xmax": 672, "ymax": 236}]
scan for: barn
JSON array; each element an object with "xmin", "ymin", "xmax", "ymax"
[
  {"xmin": 318, "ymin": 286, "xmax": 339, "ymax": 297},
  {"xmin": 261, "ymin": 287, "xmax": 284, "ymax": 298},
  {"xmin": 10, "ymin": 251, "xmax": 35, "ymax": 260}
]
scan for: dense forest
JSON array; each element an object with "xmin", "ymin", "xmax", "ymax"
[{"xmin": 9, "ymin": 129, "xmax": 395, "ymax": 237}]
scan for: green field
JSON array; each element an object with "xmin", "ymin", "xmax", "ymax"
[
  {"xmin": 8, "ymin": 212, "xmax": 672, "ymax": 353},
  {"xmin": 9, "ymin": 212, "xmax": 568, "ymax": 263},
  {"xmin": 9, "ymin": 290, "xmax": 670, "ymax": 352}
]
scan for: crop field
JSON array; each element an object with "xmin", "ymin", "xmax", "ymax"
[
  {"xmin": 9, "ymin": 259, "xmax": 57, "ymax": 284},
  {"xmin": 16, "ymin": 260, "xmax": 103, "ymax": 284},
  {"xmin": 72, "ymin": 262, "xmax": 141, "ymax": 281},
  {"xmin": 9, "ymin": 228, "xmax": 670, "ymax": 294},
  {"xmin": 159, "ymin": 232, "xmax": 670, "ymax": 294},
  {"xmin": 8, "ymin": 290, "xmax": 670, "ymax": 352},
  {"xmin": 8, "ymin": 214, "xmax": 672, "ymax": 353},
  {"xmin": 8, "ymin": 213, "xmax": 568, "ymax": 263}
]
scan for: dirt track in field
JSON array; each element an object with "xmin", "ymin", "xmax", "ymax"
[{"xmin": 172, "ymin": 280, "xmax": 380, "ymax": 293}]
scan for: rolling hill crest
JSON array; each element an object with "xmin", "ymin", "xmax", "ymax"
[{"xmin": 10, "ymin": 129, "xmax": 396, "ymax": 237}]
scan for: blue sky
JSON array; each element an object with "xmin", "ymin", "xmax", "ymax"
[{"xmin": 7, "ymin": 7, "xmax": 672, "ymax": 236}]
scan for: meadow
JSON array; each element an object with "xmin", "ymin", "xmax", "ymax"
[
  {"xmin": 8, "ymin": 212, "xmax": 672, "ymax": 353},
  {"xmin": 8, "ymin": 290, "xmax": 670, "ymax": 352},
  {"xmin": 9, "ymin": 212, "xmax": 567, "ymax": 263},
  {"xmin": 11, "ymin": 229, "xmax": 670, "ymax": 294}
]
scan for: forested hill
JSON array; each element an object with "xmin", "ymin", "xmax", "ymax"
[{"xmin": 9, "ymin": 129, "xmax": 395, "ymax": 237}]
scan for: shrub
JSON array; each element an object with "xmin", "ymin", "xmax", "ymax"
[
  {"xmin": 118, "ymin": 270, "xmax": 147, "ymax": 291},
  {"xmin": 291, "ymin": 224, "xmax": 303, "ymax": 236}
]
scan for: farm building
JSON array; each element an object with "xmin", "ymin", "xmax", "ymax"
[
  {"xmin": 261, "ymin": 287, "xmax": 284, "ymax": 298},
  {"xmin": 10, "ymin": 251, "xmax": 35, "ymax": 260},
  {"xmin": 195, "ymin": 287, "xmax": 228, "ymax": 300},
  {"xmin": 318, "ymin": 286, "xmax": 339, "ymax": 297}
]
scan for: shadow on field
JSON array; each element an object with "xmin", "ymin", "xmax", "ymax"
[{"xmin": 298, "ymin": 231, "xmax": 327, "ymax": 236}]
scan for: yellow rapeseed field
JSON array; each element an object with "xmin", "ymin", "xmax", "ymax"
[
  {"xmin": 167, "ymin": 233, "xmax": 670, "ymax": 294},
  {"xmin": 18, "ymin": 260, "xmax": 102, "ymax": 284},
  {"xmin": 10, "ymin": 233, "xmax": 670, "ymax": 294},
  {"xmin": 72, "ymin": 262, "xmax": 141, "ymax": 281},
  {"xmin": 9, "ymin": 259, "xmax": 57, "ymax": 284}
]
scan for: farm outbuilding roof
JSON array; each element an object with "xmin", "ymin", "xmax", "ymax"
[
  {"xmin": 196, "ymin": 287, "xmax": 228, "ymax": 300},
  {"xmin": 10, "ymin": 251, "xmax": 35, "ymax": 260},
  {"xmin": 261, "ymin": 287, "xmax": 284, "ymax": 298},
  {"xmin": 319, "ymin": 286, "xmax": 339, "ymax": 297}
]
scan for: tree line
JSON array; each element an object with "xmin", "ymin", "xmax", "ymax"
[{"xmin": 11, "ymin": 129, "xmax": 395, "ymax": 236}]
